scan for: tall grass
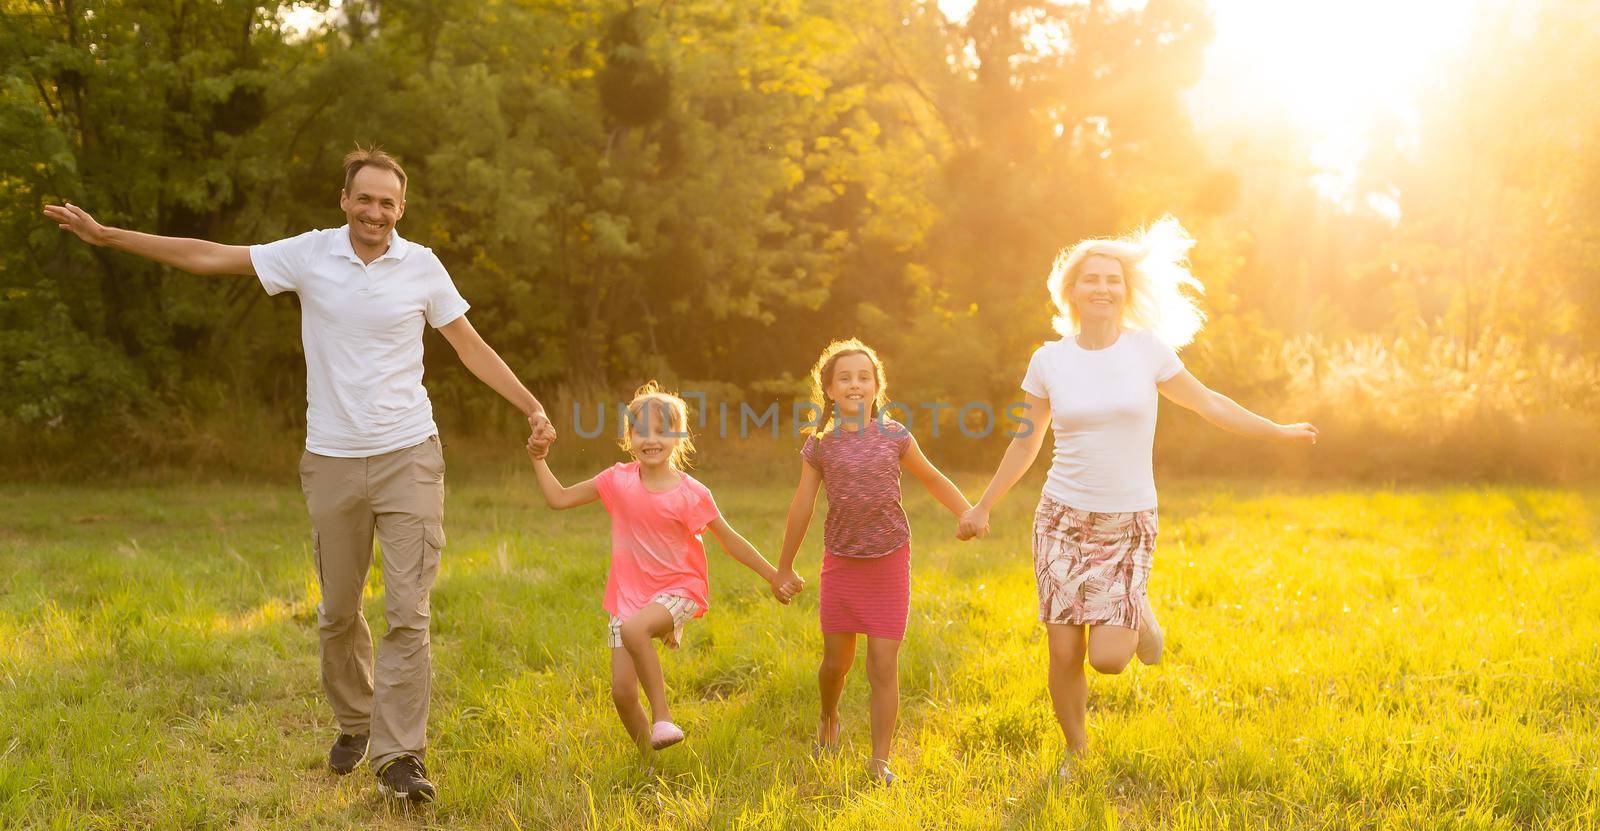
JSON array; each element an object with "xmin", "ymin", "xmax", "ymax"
[{"xmin": 2, "ymin": 473, "xmax": 1597, "ymax": 828}]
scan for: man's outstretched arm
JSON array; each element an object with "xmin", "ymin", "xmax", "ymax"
[
  {"xmin": 43, "ymin": 203, "xmax": 254, "ymax": 276},
  {"xmin": 437, "ymin": 315, "xmax": 557, "ymax": 453}
]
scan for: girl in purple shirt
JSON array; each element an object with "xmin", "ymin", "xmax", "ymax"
[{"xmin": 775, "ymin": 338, "xmax": 979, "ymax": 785}]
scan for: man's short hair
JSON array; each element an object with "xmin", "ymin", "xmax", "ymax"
[{"xmin": 342, "ymin": 146, "xmax": 407, "ymax": 196}]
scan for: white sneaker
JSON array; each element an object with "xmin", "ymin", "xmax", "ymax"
[{"xmin": 1135, "ymin": 594, "xmax": 1164, "ymax": 665}]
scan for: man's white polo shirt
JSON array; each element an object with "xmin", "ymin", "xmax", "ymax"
[{"xmin": 251, "ymin": 226, "xmax": 470, "ymax": 458}]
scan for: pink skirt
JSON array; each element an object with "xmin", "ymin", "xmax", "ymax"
[{"xmin": 819, "ymin": 543, "xmax": 911, "ymax": 640}]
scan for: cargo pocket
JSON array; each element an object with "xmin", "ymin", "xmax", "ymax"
[{"xmin": 420, "ymin": 523, "xmax": 445, "ymax": 598}]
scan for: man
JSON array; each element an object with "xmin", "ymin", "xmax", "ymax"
[{"xmin": 44, "ymin": 147, "xmax": 555, "ymax": 803}]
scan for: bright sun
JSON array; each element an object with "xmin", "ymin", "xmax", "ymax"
[
  {"xmin": 1192, "ymin": 0, "xmax": 1485, "ymax": 213},
  {"xmin": 941, "ymin": 0, "xmax": 1489, "ymax": 217}
]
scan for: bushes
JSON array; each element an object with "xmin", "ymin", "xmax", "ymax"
[
  {"xmin": 0, "ymin": 289, "xmax": 147, "ymax": 429},
  {"xmin": 1153, "ymin": 330, "xmax": 1600, "ymax": 482}
]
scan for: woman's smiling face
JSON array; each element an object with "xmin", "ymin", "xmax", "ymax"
[{"xmin": 1071, "ymin": 254, "xmax": 1127, "ymax": 325}]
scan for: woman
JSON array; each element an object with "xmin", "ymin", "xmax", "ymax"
[{"xmin": 956, "ymin": 216, "xmax": 1316, "ymax": 778}]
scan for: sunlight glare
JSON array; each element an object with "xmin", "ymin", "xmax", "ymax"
[
  {"xmin": 279, "ymin": 1, "xmax": 342, "ymax": 40},
  {"xmin": 1193, "ymin": 0, "xmax": 1484, "ymax": 208}
]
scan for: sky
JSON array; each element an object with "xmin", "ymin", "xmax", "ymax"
[
  {"xmin": 1186, "ymin": 0, "xmax": 1484, "ymax": 210},
  {"xmin": 938, "ymin": 0, "xmax": 1491, "ymax": 213}
]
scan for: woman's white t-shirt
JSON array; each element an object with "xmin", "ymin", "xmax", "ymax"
[{"xmin": 1019, "ymin": 329, "xmax": 1184, "ymax": 513}]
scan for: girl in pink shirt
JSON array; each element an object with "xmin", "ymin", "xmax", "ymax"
[
  {"xmin": 774, "ymin": 338, "xmax": 979, "ymax": 785},
  {"xmin": 529, "ymin": 382, "xmax": 790, "ymax": 752}
]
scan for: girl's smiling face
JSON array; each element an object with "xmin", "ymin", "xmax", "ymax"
[
  {"xmin": 628, "ymin": 404, "xmax": 681, "ymax": 468},
  {"xmin": 827, "ymin": 352, "xmax": 878, "ymax": 420}
]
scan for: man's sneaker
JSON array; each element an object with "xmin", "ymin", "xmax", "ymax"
[
  {"xmin": 1136, "ymin": 594, "xmax": 1164, "ymax": 665},
  {"xmin": 376, "ymin": 755, "xmax": 436, "ymax": 803},
  {"xmin": 328, "ymin": 733, "xmax": 369, "ymax": 775}
]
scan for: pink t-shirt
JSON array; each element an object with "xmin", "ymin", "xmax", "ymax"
[{"xmin": 593, "ymin": 461, "xmax": 722, "ymax": 619}]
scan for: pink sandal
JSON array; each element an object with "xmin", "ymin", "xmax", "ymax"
[{"xmin": 649, "ymin": 721, "xmax": 685, "ymax": 750}]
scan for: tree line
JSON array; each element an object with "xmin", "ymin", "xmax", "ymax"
[{"xmin": 3, "ymin": 0, "xmax": 1596, "ymax": 477}]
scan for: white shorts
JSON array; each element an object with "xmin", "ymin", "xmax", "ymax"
[{"xmin": 607, "ymin": 593, "xmax": 701, "ymax": 649}]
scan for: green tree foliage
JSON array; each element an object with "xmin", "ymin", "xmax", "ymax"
[
  {"xmin": 3, "ymin": 0, "xmax": 1596, "ymax": 477},
  {"xmin": 2, "ymin": 0, "xmax": 1212, "ymax": 424},
  {"xmin": 875, "ymin": 0, "xmax": 1216, "ymax": 409},
  {"xmin": 1, "ymin": 0, "xmax": 332, "ymax": 426}
]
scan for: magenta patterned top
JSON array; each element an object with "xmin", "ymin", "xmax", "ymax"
[{"xmin": 801, "ymin": 418, "xmax": 913, "ymax": 558}]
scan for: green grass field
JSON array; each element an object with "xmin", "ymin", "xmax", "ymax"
[{"xmin": 2, "ymin": 472, "xmax": 1598, "ymax": 829}]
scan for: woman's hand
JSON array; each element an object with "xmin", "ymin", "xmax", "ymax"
[
  {"xmin": 1277, "ymin": 422, "xmax": 1319, "ymax": 445},
  {"xmin": 957, "ymin": 506, "xmax": 990, "ymax": 540}
]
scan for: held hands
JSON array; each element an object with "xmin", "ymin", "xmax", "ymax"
[
  {"xmin": 956, "ymin": 506, "xmax": 990, "ymax": 541},
  {"xmin": 770, "ymin": 569, "xmax": 805, "ymax": 605},
  {"xmin": 526, "ymin": 411, "xmax": 557, "ymax": 460},
  {"xmin": 1277, "ymin": 422, "xmax": 1319, "ymax": 445},
  {"xmin": 43, "ymin": 203, "xmax": 111, "ymax": 246}
]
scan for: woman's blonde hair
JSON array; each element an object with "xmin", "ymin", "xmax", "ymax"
[
  {"xmin": 618, "ymin": 381, "xmax": 696, "ymax": 469},
  {"xmin": 806, "ymin": 338, "xmax": 889, "ymax": 436},
  {"xmin": 1046, "ymin": 215, "xmax": 1206, "ymax": 348}
]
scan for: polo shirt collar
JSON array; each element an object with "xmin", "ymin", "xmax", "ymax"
[{"xmin": 331, "ymin": 224, "xmax": 411, "ymax": 264}]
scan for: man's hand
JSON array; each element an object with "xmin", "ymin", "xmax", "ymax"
[
  {"xmin": 527, "ymin": 411, "xmax": 557, "ymax": 460},
  {"xmin": 40, "ymin": 202, "xmax": 252, "ymax": 275},
  {"xmin": 43, "ymin": 203, "xmax": 111, "ymax": 246}
]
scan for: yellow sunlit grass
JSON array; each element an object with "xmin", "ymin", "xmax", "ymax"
[{"xmin": 4, "ymin": 479, "xmax": 1598, "ymax": 827}]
